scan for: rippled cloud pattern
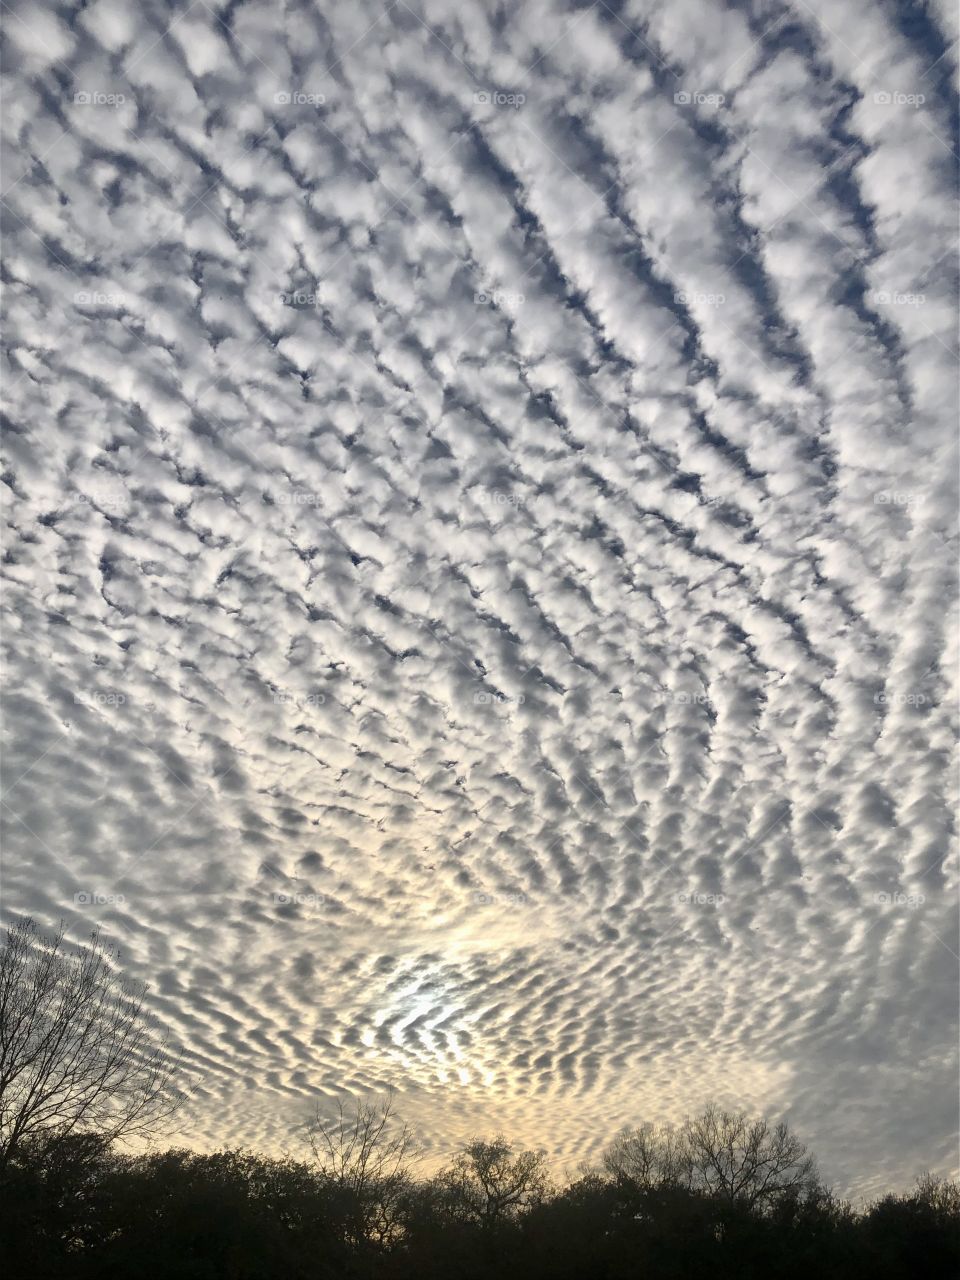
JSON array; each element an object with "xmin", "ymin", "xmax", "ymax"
[{"xmin": 2, "ymin": 0, "xmax": 957, "ymax": 1196}]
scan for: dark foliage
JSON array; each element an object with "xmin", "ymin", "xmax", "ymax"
[{"xmin": 0, "ymin": 1123, "xmax": 956, "ymax": 1280}]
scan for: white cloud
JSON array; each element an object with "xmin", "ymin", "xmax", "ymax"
[{"xmin": 1, "ymin": 0, "xmax": 956, "ymax": 1197}]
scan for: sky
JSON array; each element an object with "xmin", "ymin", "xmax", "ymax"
[{"xmin": 1, "ymin": 0, "xmax": 957, "ymax": 1200}]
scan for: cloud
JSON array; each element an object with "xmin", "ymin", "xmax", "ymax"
[{"xmin": 1, "ymin": 0, "xmax": 956, "ymax": 1196}]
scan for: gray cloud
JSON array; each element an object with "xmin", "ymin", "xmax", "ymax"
[{"xmin": 1, "ymin": 0, "xmax": 957, "ymax": 1197}]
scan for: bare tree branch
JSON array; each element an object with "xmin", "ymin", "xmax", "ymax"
[
  {"xmin": 307, "ymin": 1090, "xmax": 419, "ymax": 1246},
  {"xmin": 603, "ymin": 1103, "xmax": 820, "ymax": 1212},
  {"xmin": 0, "ymin": 918, "xmax": 183, "ymax": 1171},
  {"xmin": 436, "ymin": 1135, "xmax": 552, "ymax": 1225}
]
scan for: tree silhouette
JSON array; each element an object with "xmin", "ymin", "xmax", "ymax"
[
  {"xmin": 0, "ymin": 918, "xmax": 181, "ymax": 1172},
  {"xmin": 0, "ymin": 1076, "xmax": 956, "ymax": 1279},
  {"xmin": 434, "ymin": 1134, "xmax": 551, "ymax": 1226},
  {"xmin": 605, "ymin": 1103, "xmax": 820, "ymax": 1211},
  {"xmin": 307, "ymin": 1089, "xmax": 418, "ymax": 1246},
  {"xmin": 683, "ymin": 1103, "xmax": 819, "ymax": 1210},
  {"xmin": 604, "ymin": 1118, "xmax": 695, "ymax": 1190}
]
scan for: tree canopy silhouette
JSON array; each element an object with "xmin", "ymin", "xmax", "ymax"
[{"xmin": 604, "ymin": 1102, "xmax": 820, "ymax": 1211}]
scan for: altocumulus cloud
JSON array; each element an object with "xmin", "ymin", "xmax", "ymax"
[{"xmin": 1, "ymin": 0, "xmax": 957, "ymax": 1198}]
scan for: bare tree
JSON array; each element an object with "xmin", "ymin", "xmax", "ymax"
[
  {"xmin": 0, "ymin": 918, "xmax": 182, "ymax": 1172},
  {"xmin": 603, "ymin": 1120, "xmax": 695, "ymax": 1190},
  {"xmin": 602, "ymin": 1104, "xmax": 820, "ymax": 1211},
  {"xmin": 307, "ymin": 1090, "xmax": 419, "ymax": 1245},
  {"xmin": 683, "ymin": 1104, "xmax": 819, "ymax": 1210},
  {"xmin": 436, "ymin": 1134, "xmax": 552, "ymax": 1226},
  {"xmin": 914, "ymin": 1172, "xmax": 960, "ymax": 1217}
]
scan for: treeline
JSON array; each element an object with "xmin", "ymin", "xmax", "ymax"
[
  {"xmin": 2, "ymin": 1112, "xmax": 958, "ymax": 1280},
  {"xmin": 1, "ymin": 919, "xmax": 957, "ymax": 1278}
]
